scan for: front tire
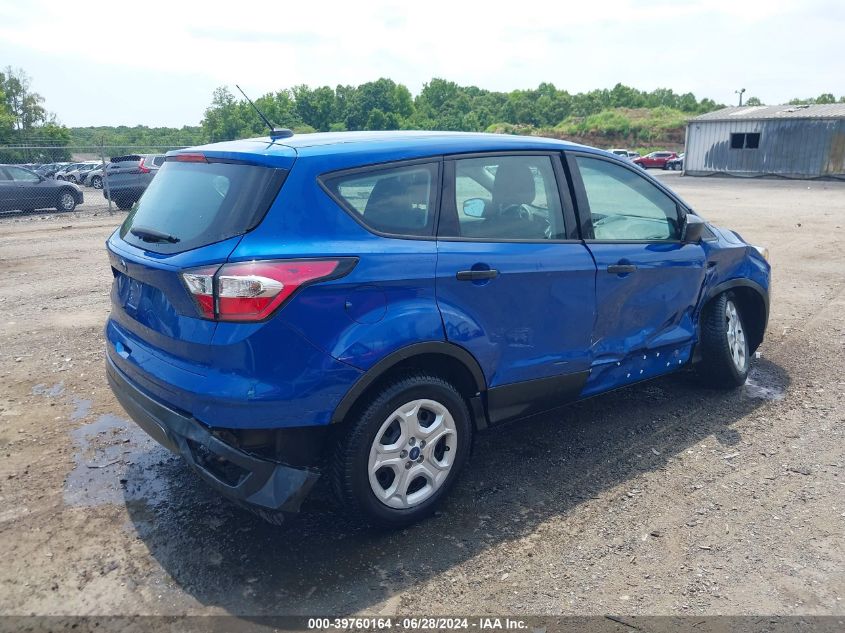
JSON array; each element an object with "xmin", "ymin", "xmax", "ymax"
[
  {"xmin": 56, "ymin": 191, "xmax": 77, "ymax": 212},
  {"xmin": 331, "ymin": 374, "xmax": 472, "ymax": 528},
  {"xmin": 91, "ymin": 175, "xmax": 103, "ymax": 189},
  {"xmin": 696, "ymin": 291, "xmax": 750, "ymax": 388}
]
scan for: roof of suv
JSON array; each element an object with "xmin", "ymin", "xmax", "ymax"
[{"xmin": 174, "ymin": 131, "xmax": 593, "ymax": 166}]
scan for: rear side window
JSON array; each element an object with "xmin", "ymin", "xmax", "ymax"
[
  {"xmin": 322, "ymin": 163, "xmax": 438, "ymax": 237},
  {"xmin": 119, "ymin": 160, "xmax": 286, "ymax": 254}
]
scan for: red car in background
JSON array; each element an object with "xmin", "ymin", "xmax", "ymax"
[{"xmin": 633, "ymin": 151, "xmax": 678, "ymax": 169}]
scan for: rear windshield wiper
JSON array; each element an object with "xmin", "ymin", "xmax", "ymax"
[{"xmin": 130, "ymin": 226, "xmax": 180, "ymax": 243}]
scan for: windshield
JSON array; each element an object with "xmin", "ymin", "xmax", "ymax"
[{"xmin": 119, "ymin": 159, "xmax": 287, "ymax": 254}]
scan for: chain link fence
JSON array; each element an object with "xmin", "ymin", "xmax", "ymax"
[{"xmin": 0, "ymin": 144, "xmax": 188, "ymax": 216}]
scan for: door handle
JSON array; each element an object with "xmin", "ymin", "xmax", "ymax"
[
  {"xmin": 607, "ymin": 264, "xmax": 637, "ymax": 274},
  {"xmin": 456, "ymin": 269, "xmax": 499, "ymax": 281}
]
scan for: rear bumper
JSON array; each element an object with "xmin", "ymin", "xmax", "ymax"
[
  {"xmin": 106, "ymin": 355, "xmax": 319, "ymax": 515},
  {"xmin": 103, "ymin": 185, "xmax": 144, "ymax": 201}
]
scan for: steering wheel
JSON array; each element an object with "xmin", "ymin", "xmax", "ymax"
[
  {"xmin": 500, "ymin": 204, "xmax": 553, "ymax": 239},
  {"xmin": 499, "ymin": 204, "xmax": 532, "ymax": 221}
]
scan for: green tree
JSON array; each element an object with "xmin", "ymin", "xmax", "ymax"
[
  {"xmin": 0, "ymin": 67, "xmax": 71, "ymax": 162},
  {"xmin": 293, "ymin": 85, "xmax": 335, "ymax": 131},
  {"xmin": 201, "ymin": 86, "xmax": 246, "ymax": 141},
  {"xmin": 745, "ymin": 97, "xmax": 763, "ymax": 106}
]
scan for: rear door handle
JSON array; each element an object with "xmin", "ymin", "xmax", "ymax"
[
  {"xmin": 456, "ymin": 269, "xmax": 499, "ymax": 281},
  {"xmin": 607, "ymin": 264, "xmax": 637, "ymax": 274}
]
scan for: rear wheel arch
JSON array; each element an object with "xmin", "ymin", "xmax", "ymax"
[
  {"xmin": 701, "ymin": 279, "xmax": 768, "ymax": 353},
  {"xmin": 331, "ymin": 342, "xmax": 488, "ymax": 429}
]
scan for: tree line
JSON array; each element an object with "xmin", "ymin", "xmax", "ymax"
[
  {"xmin": 3, "ymin": 66, "xmax": 845, "ymax": 163},
  {"xmin": 745, "ymin": 93, "xmax": 845, "ymax": 107},
  {"xmin": 200, "ymin": 79, "xmax": 727, "ymax": 141}
]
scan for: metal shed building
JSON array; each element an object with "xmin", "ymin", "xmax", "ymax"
[{"xmin": 684, "ymin": 104, "xmax": 845, "ymax": 179}]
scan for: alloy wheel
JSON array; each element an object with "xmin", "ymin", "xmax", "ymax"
[
  {"xmin": 725, "ymin": 299, "xmax": 747, "ymax": 371},
  {"xmin": 59, "ymin": 192, "xmax": 75, "ymax": 211}
]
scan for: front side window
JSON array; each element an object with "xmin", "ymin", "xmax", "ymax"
[
  {"xmin": 323, "ymin": 163, "xmax": 438, "ymax": 237},
  {"xmin": 575, "ymin": 156, "xmax": 681, "ymax": 241},
  {"xmin": 442, "ymin": 154, "xmax": 564, "ymax": 240}
]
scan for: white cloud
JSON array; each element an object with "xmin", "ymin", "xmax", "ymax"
[{"xmin": 0, "ymin": 0, "xmax": 840, "ymax": 126}]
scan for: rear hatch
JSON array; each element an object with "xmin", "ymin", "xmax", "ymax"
[
  {"xmin": 104, "ymin": 155, "xmax": 146, "ymax": 191},
  {"xmin": 106, "ymin": 151, "xmax": 293, "ymax": 354}
]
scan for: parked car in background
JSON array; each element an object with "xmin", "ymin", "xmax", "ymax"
[
  {"xmin": 665, "ymin": 153, "xmax": 685, "ymax": 171},
  {"xmin": 0, "ymin": 164, "xmax": 84, "ymax": 211},
  {"xmin": 84, "ymin": 166, "xmax": 105, "ymax": 189},
  {"xmin": 103, "ymin": 154, "xmax": 165, "ymax": 209},
  {"xmin": 64, "ymin": 161, "xmax": 101, "ymax": 184},
  {"xmin": 55, "ymin": 162, "xmax": 90, "ymax": 181},
  {"xmin": 633, "ymin": 151, "xmax": 679, "ymax": 169},
  {"xmin": 105, "ymin": 131, "xmax": 770, "ymax": 528},
  {"xmin": 609, "ymin": 149, "xmax": 640, "ymax": 160},
  {"xmin": 36, "ymin": 162, "xmax": 70, "ymax": 178}
]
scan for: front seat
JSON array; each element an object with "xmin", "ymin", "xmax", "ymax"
[{"xmin": 482, "ymin": 162, "xmax": 539, "ymax": 238}]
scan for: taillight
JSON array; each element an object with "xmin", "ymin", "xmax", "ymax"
[
  {"xmin": 181, "ymin": 265, "xmax": 219, "ymax": 319},
  {"xmin": 170, "ymin": 153, "xmax": 207, "ymax": 163},
  {"xmin": 138, "ymin": 158, "xmax": 151, "ymax": 174},
  {"xmin": 180, "ymin": 259, "xmax": 353, "ymax": 322}
]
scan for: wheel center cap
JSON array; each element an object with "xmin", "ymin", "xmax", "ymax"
[{"xmin": 409, "ymin": 446, "xmax": 421, "ymax": 460}]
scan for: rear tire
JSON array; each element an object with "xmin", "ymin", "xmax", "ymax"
[
  {"xmin": 696, "ymin": 291, "xmax": 750, "ymax": 388},
  {"xmin": 330, "ymin": 374, "xmax": 472, "ymax": 529},
  {"xmin": 91, "ymin": 175, "xmax": 103, "ymax": 189},
  {"xmin": 115, "ymin": 198, "xmax": 134, "ymax": 211}
]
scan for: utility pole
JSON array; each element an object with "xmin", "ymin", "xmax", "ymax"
[{"xmin": 735, "ymin": 88, "xmax": 746, "ymax": 107}]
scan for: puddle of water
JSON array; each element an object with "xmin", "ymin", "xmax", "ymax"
[
  {"xmin": 64, "ymin": 413, "xmax": 175, "ymax": 508},
  {"xmin": 70, "ymin": 396, "xmax": 92, "ymax": 421},
  {"xmin": 31, "ymin": 382, "xmax": 65, "ymax": 397},
  {"xmin": 743, "ymin": 376, "xmax": 785, "ymax": 401}
]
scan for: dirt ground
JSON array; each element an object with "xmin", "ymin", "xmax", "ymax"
[{"xmin": 0, "ymin": 172, "xmax": 843, "ymax": 619}]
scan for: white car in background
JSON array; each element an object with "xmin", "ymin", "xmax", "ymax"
[
  {"xmin": 608, "ymin": 148, "xmax": 640, "ymax": 161},
  {"xmin": 63, "ymin": 161, "xmax": 101, "ymax": 184}
]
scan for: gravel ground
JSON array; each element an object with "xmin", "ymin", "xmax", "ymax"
[{"xmin": 0, "ymin": 172, "xmax": 843, "ymax": 618}]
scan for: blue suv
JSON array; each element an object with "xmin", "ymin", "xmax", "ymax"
[{"xmin": 105, "ymin": 131, "xmax": 770, "ymax": 527}]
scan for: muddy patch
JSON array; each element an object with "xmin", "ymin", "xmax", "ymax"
[
  {"xmin": 64, "ymin": 413, "xmax": 175, "ymax": 508},
  {"xmin": 31, "ymin": 382, "xmax": 65, "ymax": 397},
  {"xmin": 743, "ymin": 376, "xmax": 786, "ymax": 401},
  {"xmin": 70, "ymin": 396, "xmax": 92, "ymax": 421}
]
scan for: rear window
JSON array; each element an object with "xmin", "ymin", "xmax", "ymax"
[
  {"xmin": 111, "ymin": 155, "xmax": 141, "ymax": 164},
  {"xmin": 119, "ymin": 160, "xmax": 286, "ymax": 254}
]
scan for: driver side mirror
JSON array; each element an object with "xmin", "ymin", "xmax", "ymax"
[
  {"xmin": 462, "ymin": 198, "xmax": 486, "ymax": 218},
  {"xmin": 683, "ymin": 213, "xmax": 707, "ymax": 243}
]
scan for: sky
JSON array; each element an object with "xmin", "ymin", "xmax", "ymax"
[{"xmin": 0, "ymin": 0, "xmax": 842, "ymax": 128}]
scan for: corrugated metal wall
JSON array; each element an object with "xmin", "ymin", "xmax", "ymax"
[{"xmin": 685, "ymin": 118, "xmax": 845, "ymax": 178}]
